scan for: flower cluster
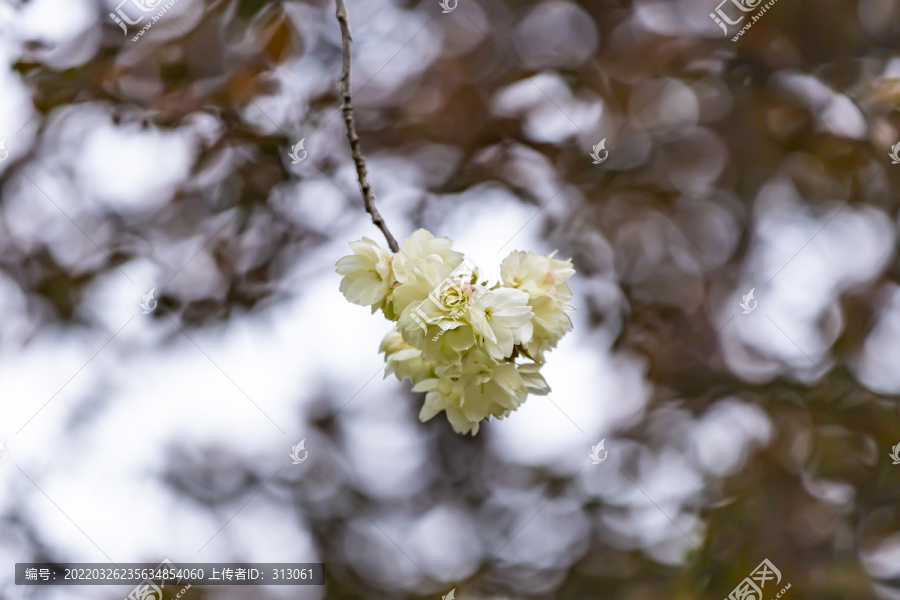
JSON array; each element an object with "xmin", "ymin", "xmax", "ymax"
[{"xmin": 336, "ymin": 229, "xmax": 574, "ymax": 435}]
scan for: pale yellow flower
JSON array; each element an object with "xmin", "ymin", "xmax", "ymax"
[
  {"xmin": 498, "ymin": 250, "xmax": 574, "ymax": 361},
  {"xmin": 398, "ymin": 298, "xmax": 477, "ymax": 365},
  {"xmin": 523, "ymin": 293, "xmax": 574, "ymax": 362},
  {"xmin": 380, "ymin": 329, "xmax": 434, "ymax": 384},
  {"xmin": 335, "ymin": 237, "xmax": 393, "ymax": 310},
  {"xmin": 414, "ymin": 352, "xmax": 548, "ymax": 435},
  {"xmin": 391, "ymin": 229, "xmax": 464, "ymax": 315},
  {"xmin": 337, "ymin": 228, "xmax": 573, "ymax": 436},
  {"xmin": 500, "ymin": 250, "xmax": 574, "ymax": 302},
  {"xmin": 468, "ymin": 288, "xmax": 534, "ymax": 360}
]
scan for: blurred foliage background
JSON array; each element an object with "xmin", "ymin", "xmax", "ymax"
[{"xmin": 2, "ymin": 0, "xmax": 900, "ymax": 598}]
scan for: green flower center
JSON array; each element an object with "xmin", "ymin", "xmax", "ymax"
[{"xmin": 437, "ymin": 280, "xmax": 477, "ymax": 315}]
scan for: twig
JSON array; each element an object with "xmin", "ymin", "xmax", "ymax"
[{"xmin": 334, "ymin": 0, "xmax": 400, "ymax": 253}]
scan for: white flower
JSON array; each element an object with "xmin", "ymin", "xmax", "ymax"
[
  {"xmin": 398, "ymin": 299, "xmax": 476, "ymax": 365},
  {"xmin": 413, "ymin": 376, "xmax": 472, "ymax": 433},
  {"xmin": 468, "ymin": 288, "xmax": 534, "ymax": 360},
  {"xmin": 380, "ymin": 329, "xmax": 434, "ymax": 384},
  {"xmin": 396, "ymin": 270, "xmax": 485, "ymax": 365},
  {"xmin": 524, "ymin": 294, "xmax": 573, "ymax": 362},
  {"xmin": 500, "ymin": 250, "xmax": 574, "ymax": 302},
  {"xmin": 391, "ymin": 229, "xmax": 464, "ymax": 315},
  {"xmin": 336, "ymin": 228, "xmax": 574, "ymax": 436},
  {"xmin": 401, "ymin": 228, "xmax": 464, "ymax": 266},
  {"xmin": 516, "ymin": 362, "xmax": 551, "ymax": 395},
  {"xmin": 335, "ymin": 237, "xmax": 394, "ymax": 310},
  {"xmin": 499, "ymin": 250, "xmax": 574, "ymax": 361},
  {"xmin": 414, "ymin": 354, "xmax": 548, "ymax": 435}
]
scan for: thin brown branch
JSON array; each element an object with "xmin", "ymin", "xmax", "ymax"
[{"xmin": 334, "ymin": 0, "xmax": 400, "ymax": 253}]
